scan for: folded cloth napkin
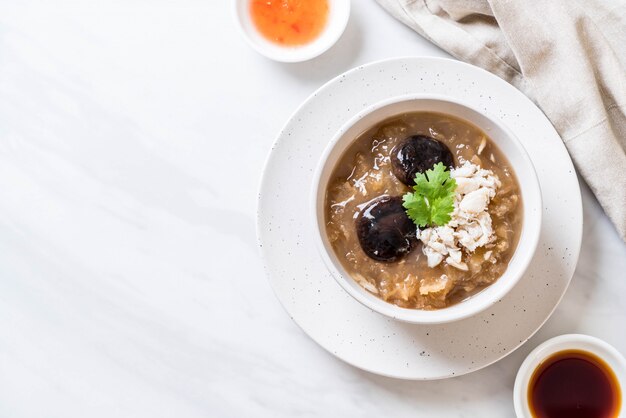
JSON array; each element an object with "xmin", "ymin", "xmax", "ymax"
[{"xmin": 376, "ymin": 0, "xmax": 626, "ymax": 242}]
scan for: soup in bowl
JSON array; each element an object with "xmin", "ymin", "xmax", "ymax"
[{"xmin": 311, "ymin": 95, "xmax": 542, "ymax": 324}]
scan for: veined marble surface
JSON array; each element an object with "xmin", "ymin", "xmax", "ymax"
[{"xmin": 0, "ymin": 1, "xmax": 624, "ymax": 417}]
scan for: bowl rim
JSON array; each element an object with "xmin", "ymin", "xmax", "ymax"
[
  {"xmin": 513, "ymin": 334, "xmax": 626, "ymax": 417},
  {"xmin": 310, "ymin": 92, "xmax": 543, "ymax": 324},
  {"xmin": 232, "ymin": 0, "xmax": 351, "ymax": 63}
]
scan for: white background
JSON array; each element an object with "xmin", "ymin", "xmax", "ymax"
[{"xmin": 0, "ymin": 1, "xmax": 624, "ymax": 417}]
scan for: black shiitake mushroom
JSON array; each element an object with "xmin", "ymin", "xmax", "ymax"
[
  {"xmin": 356, "ymin": 196, "xmax": 417, "ymax": 262},
  {"xmin": 390, "ymin": 135, "xmax": 454, "ymax": 186}
]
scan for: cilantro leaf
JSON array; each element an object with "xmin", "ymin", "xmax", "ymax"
[
  {"xmin": 430, "ymin": 194, "xmax": 455, "ymax": 226},
  {"xmin": 402, "ymin": 162, "xmax": 457, "ymax": 228},
  {"xmin": 402, "ymin": 193, "xmax": 429, "ymax": 227}
]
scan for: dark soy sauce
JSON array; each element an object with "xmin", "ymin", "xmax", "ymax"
[{"xmin": 528, "ymin": 350, "xmax": 621, "ymax": 418}]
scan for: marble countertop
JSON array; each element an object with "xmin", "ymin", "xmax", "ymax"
[{"xmin": 0, "ymin": 1, "xmax": 624, "ymax": 417}]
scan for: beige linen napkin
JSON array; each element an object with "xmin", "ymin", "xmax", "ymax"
[{"xmin": 376, "ymin": 0, "xmax": 626, "ymax": 242}]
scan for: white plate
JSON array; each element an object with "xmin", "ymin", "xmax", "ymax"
[{"xmin": 257, "ymin": 57, "xmax": 583, "ymax": 380}]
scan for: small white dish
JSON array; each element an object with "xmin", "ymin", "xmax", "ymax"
[
  {"xmin": 257, "ymin": 57, "xmax": 582, "ymax": 379},
  {"xmin": 311, "ymin": 94, "xmax": 542, "ymax": 324},
  {"xmin": 514, "ymin": 334, "xmax": 625, "ymax": 417},
  {"xmin": 233, "ymin": 0, "xmax": 350, "ymax": 63}
]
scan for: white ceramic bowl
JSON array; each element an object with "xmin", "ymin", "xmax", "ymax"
[
  {"xmin": 514, "ymin": 334, "xmax": 626, "ymax": 417},
  {"xmin": 233, "ymin": 0, "xmax": 350, "ymax": 63},
  {"xmin": 311, "ymin": 94, "xmax": 542, "ymax": 324}
]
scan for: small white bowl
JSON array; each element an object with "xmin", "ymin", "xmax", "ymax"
[
  {"xmin": 514, "ymin": 334, "xmax": 626, "ymax": 418},
  {"xmin": 311, "ymin": 94, "xmax": 542, "ymax": 324},
  {"xmin": 233, "ymin": 0, "xmax": 350, "ymax": 63}
]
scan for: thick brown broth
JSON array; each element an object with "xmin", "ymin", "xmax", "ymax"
[{"xmin": 325, "ymin": 112, "xmax": 523, "ymax": 309}]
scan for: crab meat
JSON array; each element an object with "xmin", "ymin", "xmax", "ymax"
[
  {"xmin": 419, "ymin": 274, "xmax": 452, "ymax": 295},
  {"xmin": 415, "ymin": 161, "xmax": 500, "ymax": 270},
  {"xmin": 455, "ymin": 177, "xmax": 480, "ymax": 195},
  {"xmin": 460, "ymin": 187, "xmax": 491, "ymax": 213}
]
